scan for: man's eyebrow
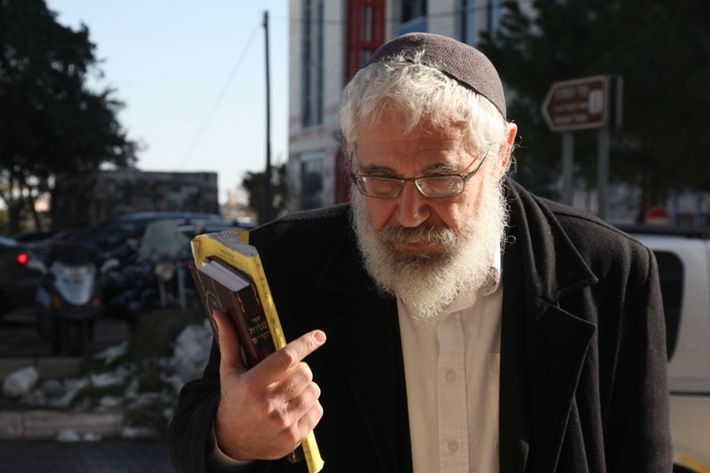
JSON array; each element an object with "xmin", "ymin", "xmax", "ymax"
[
  {"xmin": 357, "ymin": 164, "xmax": 397, "ymax": 176},
  {"xmin": 357, "ymin": 161, "xmax": 462, "ymax": 177}
]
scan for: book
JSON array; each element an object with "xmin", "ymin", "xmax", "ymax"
[
  {"xmin": 188, "ymin": 258, "xmax": 275, "ymax": 368},
  {"xmin": 190, "ymin": 229, "xmax": 324, "ymax": 473}
]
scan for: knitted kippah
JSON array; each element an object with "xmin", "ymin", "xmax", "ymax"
[{"xmin": 366, "ymin": 33, "xmax": 507, "ymax": 119}]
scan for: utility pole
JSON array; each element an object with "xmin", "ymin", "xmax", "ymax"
[{"xmin": 262, "ymin": 10, "xmax": 273, "ymax": 223}]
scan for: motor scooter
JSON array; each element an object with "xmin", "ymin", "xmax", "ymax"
[{"xmin": 30, "ymin": 242, "xmax": 119, "ymax": 355}]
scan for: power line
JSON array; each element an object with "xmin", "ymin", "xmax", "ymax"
[{"xmin": 177, "ymin": 23, "xmax": 261, "ymax": 169}]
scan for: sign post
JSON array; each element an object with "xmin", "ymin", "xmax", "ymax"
[{"xmin": 542, "ymin": 75, "xmax": 622, "ymax": 220}]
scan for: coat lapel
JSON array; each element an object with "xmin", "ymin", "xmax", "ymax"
[
  {"xmin": 501, "ymin": 180, "xmax": 598, "ymax": 473},
  {"xmin": 315, "ymin": 228, "xmax": 412, "ymax": 473}
]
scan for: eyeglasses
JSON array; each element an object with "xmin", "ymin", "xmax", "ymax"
[{"xmin": 351, "ymin": 143, "xmax": 493, "ymax": 199}]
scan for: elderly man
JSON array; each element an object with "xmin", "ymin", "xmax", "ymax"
[{"xmin": 169, "ymin": 33, "xmax": 672, "ymax": 473}]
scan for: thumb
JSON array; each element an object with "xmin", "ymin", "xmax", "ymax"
[{"xmin": 212, "ymin": 310, "xmax": 247, "ymax": 378}]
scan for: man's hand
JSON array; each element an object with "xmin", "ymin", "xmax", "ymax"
[{"xmin": 212, "ymin": 310, "xmax": 326, "ymax": 461}]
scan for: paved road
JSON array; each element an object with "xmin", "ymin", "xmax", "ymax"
[{"xmin": 0, "ymin": 439, "xmax": 174, "ymax": 472}]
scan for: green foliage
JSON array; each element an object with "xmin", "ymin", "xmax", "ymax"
[
  {"xmin": 75, "ymin": 381, "xmax": 126, "ymax": 403},
  {"xmin": 127, "ymin": 307, "xmax": 203, "ymax": 362},
  {"xmin": 0, "ymin": 0, "xmax": 139, "ymax": 232},
  {"xmin": 480, "ymin": 0, "xmax": 710, "ymax": 206},
  {"xmin": 242, "ymin": 163, "xmax": 290, "ymax": 224},
  {"xmin": 123, "ymin": 396, "xmax": 174, "ymax": 434}
]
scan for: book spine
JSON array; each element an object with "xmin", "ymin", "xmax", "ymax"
[{"xmin": 229, "ymin": 284, "xmax": 274, "ymax": 367}]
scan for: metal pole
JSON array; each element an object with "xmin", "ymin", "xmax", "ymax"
[
  {"xmin": 561, "ymin": 132, "xmax": 574, "ymax": 205},
  {"xmin": 263, "ymin": 10, "xmax": 273, "ymax": 223},
  {"xmin": 596, "ymin": 128, "xmax": 610, "ymax": 220}
]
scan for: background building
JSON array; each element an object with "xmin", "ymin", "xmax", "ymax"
[
  {"xmin": 52, "ymin": 170, "xmax": 219, "ymax": 228},
  {"xmin": 287, "ymin": 0, "xmax": 510, "ymax": 212}
]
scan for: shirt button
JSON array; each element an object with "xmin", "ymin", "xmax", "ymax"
[
  {"xmin": 445, "ymin": 369, "xmax": 457, "ymax": 383},
  {"xmin": 448, "ymin": 440, "xmax": 459, "ymax": 452}
]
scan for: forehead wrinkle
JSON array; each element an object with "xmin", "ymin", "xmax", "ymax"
[{"xmin": 360, "ymin": 137, "xmax": 462, "ymax": 162}]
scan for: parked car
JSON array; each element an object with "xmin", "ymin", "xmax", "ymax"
[
  {"xmin": 621, "ymin": 225, "xmax": 710, "ymax": 473},
  {"xmin": 42, "ymin": 211, "xmax": 246, "ymax": 263},
  {"xmin": 0, "ymin": 235, "xmax": 44, "ymax": 317}
]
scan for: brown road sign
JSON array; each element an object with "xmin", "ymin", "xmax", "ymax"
[{"xmin": 542, "ymin": 76, "xmax": 609, "ymax": 132}]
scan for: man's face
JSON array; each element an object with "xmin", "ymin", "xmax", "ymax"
[
  {"xmin": 351, "ymin": 110, "xmax": 510, "ymax": 322},
  {"xmin": 353, "ymin": 115, "xmax": 485, "ymax": 246}
]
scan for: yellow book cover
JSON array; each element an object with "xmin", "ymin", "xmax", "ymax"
[{"xmin": 191, "ymin": 229, "xmax": 324, "ymax": 473}]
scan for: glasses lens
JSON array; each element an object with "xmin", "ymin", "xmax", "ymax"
[
  {"xmin": 416, "ymin": 176, "xmax": 464, "ymax": 198},
  {"xmin": 357, "ymin": 176, "xmax": 403, "ymax": 198}
]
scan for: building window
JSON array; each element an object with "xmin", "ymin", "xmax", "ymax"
[
  {"xmin": 459, "ymin": 0, "xmax": 477, "ymax": 45},
  {"xmin": 302, "ymin": 0, "xmax": 324, "ymax": 128},
  {"xmin": 299, "ymin": 152, "xmax": 324, "ymax": 210},
  {"xmin": 459, "ymin": 0, "xmax": 503, "ymax": 44},
  {"xmin": 398, "ymin": 0, "xmax": 427, "ymax": 35},
  {"xmin": 344, "ymin": 0, "xmax": 385, "ymax": 83},
  {"xmin": 486, "ymin": 0, "xmax": 502, "ymax": 40}
]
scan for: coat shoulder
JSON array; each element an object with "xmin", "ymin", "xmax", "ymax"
[{"xmin": 537, "ymin": 195, "xmax": 651, "ymax": 259}]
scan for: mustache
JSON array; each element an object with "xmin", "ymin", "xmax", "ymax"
[{"xmin": 376, "ymin": 224, "xmax": 458, "ymax": 247}]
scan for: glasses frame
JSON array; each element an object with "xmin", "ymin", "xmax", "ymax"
[{"xmin": 351, "ymin": 143, "xmax": 493, "ymax": 199}]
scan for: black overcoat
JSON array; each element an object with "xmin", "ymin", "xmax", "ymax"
[{"xmin": 169, "ymin": 178, "xmax": 672, "ymax": 472}]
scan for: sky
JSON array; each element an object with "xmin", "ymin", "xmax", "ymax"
[{"xmin": 45, "ymin": 1, "xmax": 289, "ymax": 204}]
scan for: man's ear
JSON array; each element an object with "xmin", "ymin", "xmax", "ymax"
[{"xmin": 498, "ymin": 123, "xmax": 518, "ymax": 177}]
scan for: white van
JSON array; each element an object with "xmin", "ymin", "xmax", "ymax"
[{"xmin": 627, "ymin": 227, "xmax": 710, "ymax": 473}]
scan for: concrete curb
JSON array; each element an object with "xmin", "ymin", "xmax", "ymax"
[
  {"xmin": 0, "ymin": 409, "xmax": 124, "ymax": 440},
  {"xmin": 0, "ymin": 357, "xmax": 83, "ymax": 380},
  {"xmin": 1, "ymin": 358, "xmax": 124, "ymax": 441}
]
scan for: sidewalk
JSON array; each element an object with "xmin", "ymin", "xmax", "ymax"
[{"xmin": 0, "ymin": 438, "xmax": 174, "ymax": 472}]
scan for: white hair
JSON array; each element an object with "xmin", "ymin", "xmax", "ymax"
[{"xmin": 340, "ymin": 52, "xmax": 514, "ymax": 173}]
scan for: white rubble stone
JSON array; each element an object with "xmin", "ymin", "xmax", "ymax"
[
  {"xmin": 172, "ymin": 321, "xmax": 212, "ymax": 385},
  {"xmin": 93, "ymin": 341, "xmax": 128, "ymax": 364},
  {"xmin": 99, "ymin": 396, "xmax": 122, "ymax": 409},
  {"xmin": 121, "ymin": 425, "xmax": 160, "ymax": 439},
  {"xmin": 56, "ymin": 429, "xmax": 81, "ymax": 442},
  {"xmin": 41, "ymin": 378, "xmax": 64, "ymax": 396},
  {"xmin": 47, "ymin": 378, "xmax": 88, "ymax": 409},
  {"xmin": 90, "ymin": 371, "xmax": 125, "ymax": 388},
  {"xmin": 161, "ymin": 373, "xmax": 185, "ymax": 394},
  {"xmin": 2, "ymin": 366, "xmax": 39, "ymax": 398},
  {"xmin": 82, "ymin": 431, "xmax": 102, "ymax": 442}
]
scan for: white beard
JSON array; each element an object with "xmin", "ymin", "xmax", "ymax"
[{"xmin": 352, "ymin": 175, "xmax": 508, "ymax": 324}]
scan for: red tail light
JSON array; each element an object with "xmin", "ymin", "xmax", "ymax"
[{"xmin": 16, "ymin": 253, "xmax": 29, "ymax": 265}]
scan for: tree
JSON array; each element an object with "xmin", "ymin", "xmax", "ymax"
[
  {"xmin": 241, "ymin": 163, "xmax": 289, "ymax": 224},
  {"xmin": 0, "ymin": 0, "xmax": 139, "ymax": 232},
  {"xmin": 480, "ymin": 0, "xmax": 710, "ymax": 211}
]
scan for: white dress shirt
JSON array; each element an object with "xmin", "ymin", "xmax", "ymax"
[{"xmin": 398, "ymin": 255, "xmax": 503, "ymax": 473}]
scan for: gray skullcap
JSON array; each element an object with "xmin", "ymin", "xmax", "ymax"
[{"xmin": 366, "ymin": 32, "xmax": 507, "ymax": 119}]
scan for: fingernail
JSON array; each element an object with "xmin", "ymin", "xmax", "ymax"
[{"xmin": 314, "ymin": 330, "xmax": 326, "ymax": 344}]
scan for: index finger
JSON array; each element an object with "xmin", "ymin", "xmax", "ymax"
[{"xmin": 251, "ymin": 330, "xmax": 326, "ymax": 384}]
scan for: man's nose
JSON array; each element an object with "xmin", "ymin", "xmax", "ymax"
[{"xmin": 396, "ymin": 181, "xmax": 430, "ymax": 227}]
